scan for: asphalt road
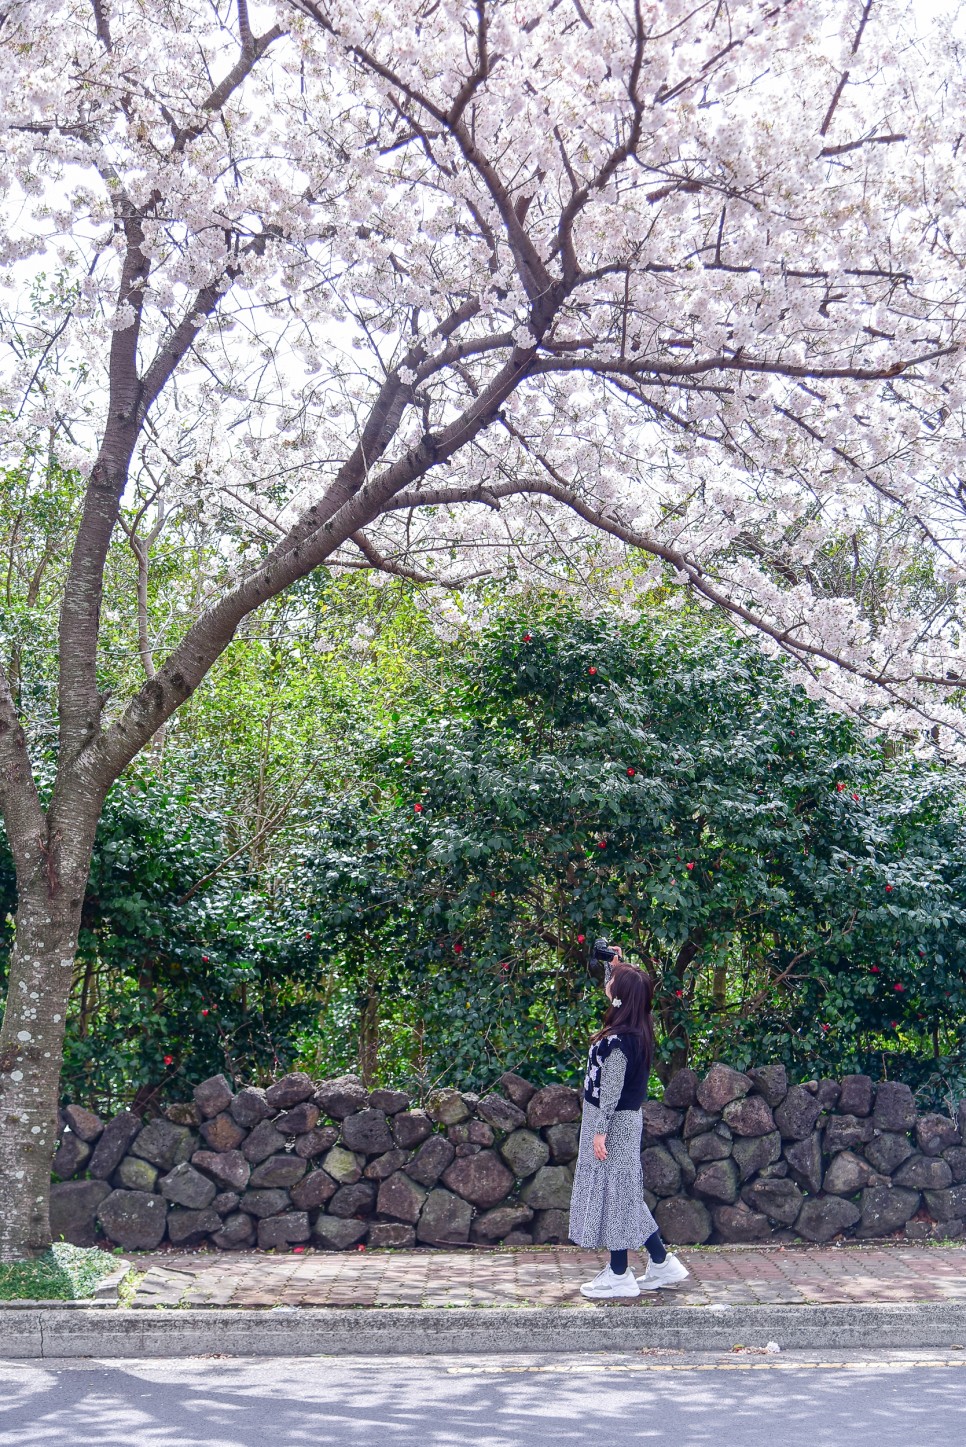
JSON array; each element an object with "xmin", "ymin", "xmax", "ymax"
[{"xmin": 3, "ymin": 1351, "xmax": 966, "ymax": 1446}]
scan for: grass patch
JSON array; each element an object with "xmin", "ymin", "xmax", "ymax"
[{"xmin": 0, "ymin": 1243, "xmax": 120, "ymax": 1301}]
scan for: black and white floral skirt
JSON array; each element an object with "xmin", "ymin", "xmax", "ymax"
[{"xmin": 568, "ymin": 1107, "xmax": 658, "ymax": 1250}]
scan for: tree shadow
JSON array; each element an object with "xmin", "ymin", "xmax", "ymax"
[{"xmin": 2, "ymin": 1356, "xmax": 966, "ymax": 1445}]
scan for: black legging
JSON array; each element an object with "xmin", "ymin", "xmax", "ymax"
[{"xmin": 610, "ymin": 1231, "xmax": 667, "ymax": 1275}]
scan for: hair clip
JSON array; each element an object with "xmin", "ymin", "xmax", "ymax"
[{"xmin": 611, "ymin": 997, "xmax": 622, "ymax": 1008}]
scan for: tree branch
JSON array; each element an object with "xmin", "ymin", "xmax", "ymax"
[
  {"xmin": 57, "ymin": 197, "xmax": 154, "ymax": 762},
  {"xmin": 551, "ymin": 0, "xmax": 647, "ymax": 283},
  {"xmin": 90, "ymin": 0, "xmax": 112, "ymax": 52},
  {"xmin": 178, "ymin": 757, "xmax": 318, "ymax": 903},
  {"xmin": 486, "ymin": 472, "xmax": 966, "ymax": 706},
  {"xmin": 167, "ymin": 24, "xmax": 284, "ymax": 154},
  {"xmin": 94, "ymin": 333, "xmax": 547, "ymax": 780},
  {"xmin": 819, "ymin": 0, "xmax": 875, "ymax": 136},
  {"xmin": 349, "ymin": 531, "xmax": 460, "ymax": 587},
  {"xmin": 532, "ymin": 346, "xmax": 954, "ymax": 384},
  {"xmin": 262, "ymin": 298, "xmax": 485, "ymax": 569},
  {"xmin": 0, "ymin": 666, "xmax": 46, "ymax": 883},
  {"xmin": 288, "ymin": 0, "xmax": 552, "ymax": 304},
  {"xmin": 55, "ymin": 27, "xmax": 284, "ymax": 768},
  {"xmin": 820, "ymin": 132, "xmax": 906, "ymax": 158}
]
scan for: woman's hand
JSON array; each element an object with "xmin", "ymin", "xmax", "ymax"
[{"xmin": 593, "ymin": 1133, "xmax": 608, "ymax": 1161}]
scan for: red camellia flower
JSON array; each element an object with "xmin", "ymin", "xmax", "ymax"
[
  {"xmin": 870, "ymin": 966, "xmax": 880, "ymax": 974},
  {"xmin": 894, "ymin": 983, "xmax": 904, "ymax": 992},
  {"xmin": 686, "ymin": 862, "xmax": 695, "ymax": 871},
  {"xmin": 453, "ymin": 943, "xmax": 463, "ymax": 954},
  {"xmin": 885, "ymin": 884, "xmax": 893, "ymax": 892},
  {"xmin": 163, "ymin": 1055, "xmax": 174, "ymax": 1066},
  {"xmin": 305, "ymin": 932, "xmax": 312, "ymax": 940},
  {"xmin": 201, "ymin": 955, "xmax": 209, "ymax": 963},
  {"xmin": 523, "ymin": 632, "xmax": 532, "ymax": 642},
  {"xmin": 627, "ymin": 767, "xmax": 636, "ymax": 777},
  {"xmin": 675, "ymin": 990, "xmax": 683, "ymax": 998},
  {"xmin": 588, "ymin": 666, "xmax": 597, "ymax": 675},
  {"xmin": 852, "ymin": 792, "xmax": 860, "ymax": 801},
  {"xmin": 836, "ymin": 781, "xmax": 846, "ymax": 792},
  {"xmin": 891, "ymin": 1021, "xmax": 899, "ymax": 1029},
  {"xmin": 577, "ymin": 934, "xmax": 585, "ymax": 944},
  {"xmin": 500, "ymin": 962, "xmax": 510, "ymax": 973},
  {"xmin": 201, "ymin": 1008, "xmax": 209, "ymax": 1016},
  {"xmin": 414, "ymin": 802, "xmax": 423, "ymax": 813},
  {"xmin": 821, "ymin": 1024, "xmax": 830, "ymax": 1032},
  {"xmin": 292, "ymin": 1246, "xmax": 306, "ymax": 1254},
  {"xmin": 357, "ymin": 1244, "xmax": 366, "ymax": 1252},
  {"xmin": 598, "ymin": 839, "xmax": 607, "ymax": 849}
]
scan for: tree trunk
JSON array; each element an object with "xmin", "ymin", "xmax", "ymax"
[
  {"xmin": 358, "ymin": 978, "xmax": 380, "ymax": 1087},
  {"xmin": 654, "ymin": 936, "xmax": 699, "ymax": 1081},
  {"xmin": 0, "ymin": 801, "xmax": 99, "ymax": 1263},
  {"xmin": 0, "ymin": 886, "xmax": 89, "ymax": 1260}
]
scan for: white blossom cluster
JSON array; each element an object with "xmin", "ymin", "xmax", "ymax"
[{"xmin": 1, "ymin": 0, "xmax": 966, "ymax": 747}]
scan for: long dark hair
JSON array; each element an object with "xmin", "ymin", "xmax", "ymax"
[{"xmin": 590, "ymin": 964, "xmax": 655, "ymax": 1068}]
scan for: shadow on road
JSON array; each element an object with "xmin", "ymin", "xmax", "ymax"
[{"xmin": 3, "ymin": 1354, "xmax": 966, "ymax": 1445}]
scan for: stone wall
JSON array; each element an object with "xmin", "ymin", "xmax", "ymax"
[{"xmin": 49, "ymin": 1063, "xmax": 966, "ymax": 1252}]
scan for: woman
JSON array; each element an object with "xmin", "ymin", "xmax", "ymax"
[{"xmin": 569, "ymin": 952, "xmax": 689, "ymax": 1299}]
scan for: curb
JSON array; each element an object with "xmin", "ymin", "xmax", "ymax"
[{"xmin": 5, "ymin": 1302, "xmax": 966, "ymax": 1359}]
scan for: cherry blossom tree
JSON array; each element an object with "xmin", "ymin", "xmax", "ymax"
[{"xmin": 1, "ymin": 0, "xmax": 966, "ymax": 1257}]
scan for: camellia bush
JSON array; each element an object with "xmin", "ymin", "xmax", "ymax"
[
  {"xmin": 6, "ymin": 605, "xmax": 966, "ymax": 1114},
  {"xmin": 0, "ymin": 774, "xmax": 318, "ymax": 1112},
  {"xmin": 302, "ymin": 609, "xmax": 966, "ymax": 1101}
]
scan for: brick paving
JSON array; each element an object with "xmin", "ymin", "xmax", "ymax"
[{"xmin": 126, "ymin": 1244, "xmax": 966, "ymax": 1310}]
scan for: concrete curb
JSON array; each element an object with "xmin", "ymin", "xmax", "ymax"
[{"xmin": 5, "ymin": 1302, "xmax": 966, "ymax": 1359}]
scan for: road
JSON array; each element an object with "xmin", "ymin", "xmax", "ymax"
[{"xmin": 3, "ymin": 1351, "xmax": 966, "ymax": 1445}]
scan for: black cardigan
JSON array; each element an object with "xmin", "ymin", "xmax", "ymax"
[{"xmin": 582, "ymin": 1031, "xmax": 649, "ymax": 1114}]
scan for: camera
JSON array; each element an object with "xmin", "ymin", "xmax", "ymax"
[{"xmin": 588, "ymin": 937, "xmax": 618, "ymax": 981}]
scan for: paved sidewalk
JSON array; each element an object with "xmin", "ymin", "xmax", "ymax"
[{"xmin": 127, "ymin": 1244, "xmax": 966, "ymax": 1310}]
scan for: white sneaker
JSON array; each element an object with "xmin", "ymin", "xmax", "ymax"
[
  {"xmin": 637, "ymin": 1253, "xmax": 689, "ymax": 1291},
  {"xmin": 579, "ymin": 1267, "xmax": 641, "ymax": 1300}
]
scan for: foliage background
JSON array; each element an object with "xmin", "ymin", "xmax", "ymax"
[{"xmin": 4, "ymin": 549, "xmax": 965, "ymax": 1111}]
